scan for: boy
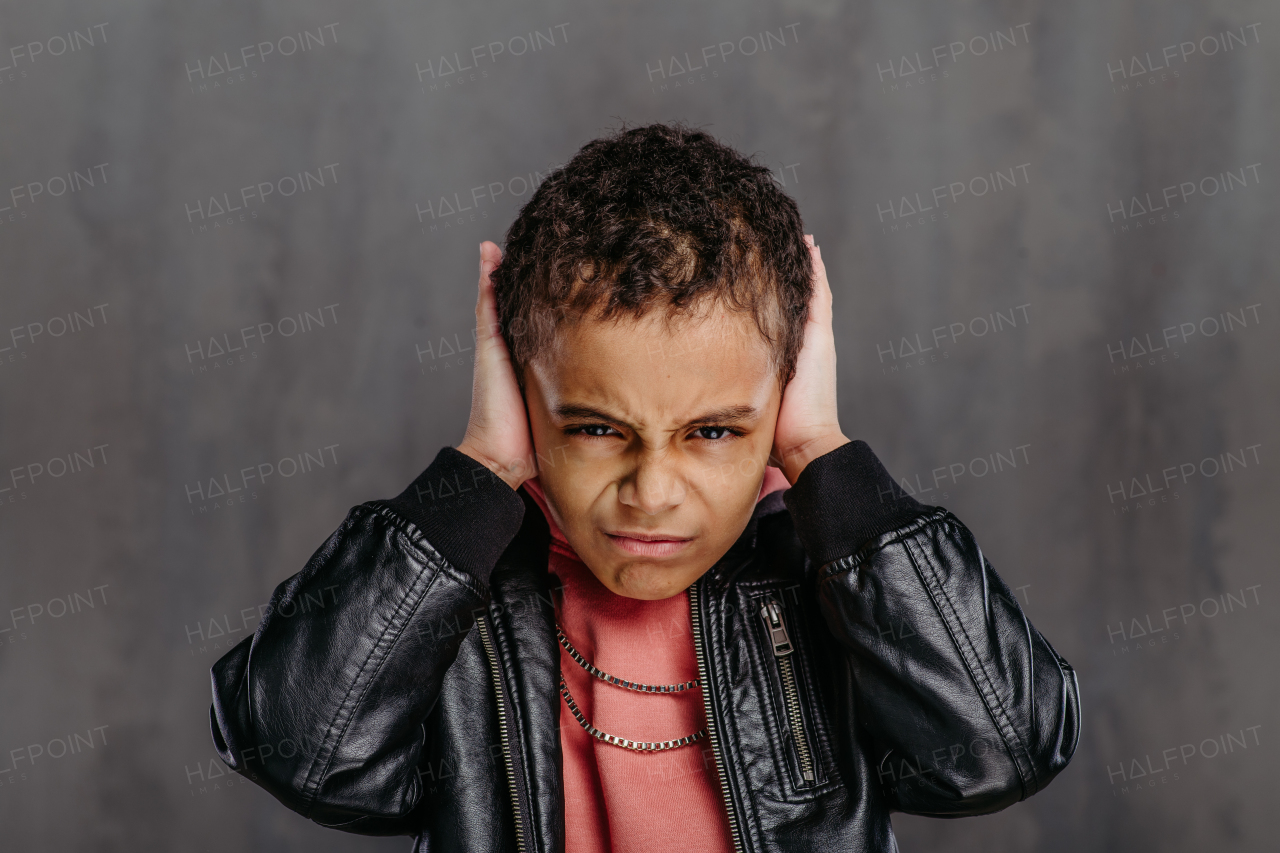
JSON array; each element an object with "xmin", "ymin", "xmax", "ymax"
[{"xmin": 210, "ymin": 123, "xmax": 1080, "ymax": 852}]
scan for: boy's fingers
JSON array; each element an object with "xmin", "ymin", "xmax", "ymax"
[
  {"xmin": 475, "ymin": 241, "xmax": 504, "ymax": 332},
  {"xmin": 480, "ymin": 239, "xmax": 503, "ymax": 270},
  {"xmin": 809, "ymin": 244, "xmax": 830, "ymax": 294}
]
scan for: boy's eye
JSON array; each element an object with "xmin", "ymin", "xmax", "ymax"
[
  {"xmin": 566, "ymin": 424, "xmax": 742, "ymax": 441},
  {"xmin": 693, "ymin": 426, "xmax": 739, "ymax": 441},
  {"xmin": 568, "ymin": 424, "xmax": 621, "ymax": 438}
]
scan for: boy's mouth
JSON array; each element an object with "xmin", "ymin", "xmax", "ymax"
[{"xmin": 605, "ymin": 529, "xmax": 694, "ymax": 558}]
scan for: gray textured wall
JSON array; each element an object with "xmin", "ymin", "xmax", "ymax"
[{"xmin": 1, "ymin": 0, "xmax": 1276, "ymax": 850}]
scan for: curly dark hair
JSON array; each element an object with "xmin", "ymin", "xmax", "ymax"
[{"xmin": 491, "ymin": 121, "xmax": 813, "ymax": 393}]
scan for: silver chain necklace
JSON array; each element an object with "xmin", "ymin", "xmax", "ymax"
[
  {"xmin": 556, "ymin": 625, "xmax": 701, "ymax": 692},
  {"xmin": 556, "ymin": 623, "xmax": 707, "ymax": 752}
]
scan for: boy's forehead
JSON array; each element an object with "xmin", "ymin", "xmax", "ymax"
[
  {"xmin": 559, "ymin": 303, "xmax": 766, "ymax": 356},
  {"xmin": 530, "ymin": 307, "xmax": 777, "ymax": 422}
]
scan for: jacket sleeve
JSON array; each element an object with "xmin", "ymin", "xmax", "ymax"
[
  {"xmin": 783, "ymin": 440, "xmax": 1080, "ymax": 816},
  {"xmin": 208, "ymin": 446, "xmax": 526, "ymax": 835}
]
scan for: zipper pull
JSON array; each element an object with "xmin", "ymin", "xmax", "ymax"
[{"xmin": 760, "ymin": 598, "xmax": 793, "ymax": 656}]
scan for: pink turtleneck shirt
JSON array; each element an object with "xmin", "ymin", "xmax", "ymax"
[{"xmin": 520, "ymin": 467, "xmax": 790, "ymax": 853}]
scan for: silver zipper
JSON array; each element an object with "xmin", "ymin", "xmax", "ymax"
[
  {"xmin": 475, "ymin": 614, "xmax": 531, "ymax": 853},
  {"xmin": 689, "ymin": 580, "xmax": 747, "ymax": 853},
  {"xmin": 760, "ymin": 597, "xmax": 816, "ymax": 783}
]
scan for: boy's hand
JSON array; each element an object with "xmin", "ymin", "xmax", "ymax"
[
  {"xmin": 457, "ymin": 241, "xmax": 537, "ymax": 491},
  {"xmin": 771, "ymin": 235, "xmax": 850, "ymax": 485}
]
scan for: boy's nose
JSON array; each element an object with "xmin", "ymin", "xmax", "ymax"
[{"xmin": 617, "ymin": 458, "xmax": 687, "ymax": 515}]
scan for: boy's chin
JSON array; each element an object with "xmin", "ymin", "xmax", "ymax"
[{"xmin": 587, "ymin": 561, "xmax": 705, "ymax": 601}]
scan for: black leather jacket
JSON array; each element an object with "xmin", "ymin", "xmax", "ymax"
[{"xmin": 210, "ymin": 440, "xmax": 1080, "ymax": 852}]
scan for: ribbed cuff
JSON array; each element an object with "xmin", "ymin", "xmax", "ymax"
[
  {"xmin": 381, "ymin": 446, "xmax": 527, "ymax": 585},
  {"xmin": 782, "ymin": 440, "xmax": 927, "ymax": 565}
]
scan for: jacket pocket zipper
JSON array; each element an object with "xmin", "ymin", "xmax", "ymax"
[
  {"xmin": 476, "ymin": 614, "xmax": 531, "ymax": 853},
  {"xmin": 760, "ymin": 596, "xmax": 816, "ymax": 783}
]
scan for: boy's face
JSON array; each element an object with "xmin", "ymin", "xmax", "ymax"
[{"xmin": 524, "ymin": 306, "xmax": 782, "ymax": 600}]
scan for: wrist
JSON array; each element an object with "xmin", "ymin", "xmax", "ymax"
[
  {"xmin": 456, "ymin": 440, "xmax": 527, "ymax": 491},
  {"xmin": 384, "ymin": 446, "xmax": 528, "ymax": 584},
  {"xmin": 776, "ymin": 432, "xmax": 851, "ymax": 485},
  {"xmin": 781, "ymin": 439, "xmax": 927, "ymax": 565}
]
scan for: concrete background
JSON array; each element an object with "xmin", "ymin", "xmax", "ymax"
[{"xmin": 0, "ymin": 0, "xmax": 1276, "ymax": 850}]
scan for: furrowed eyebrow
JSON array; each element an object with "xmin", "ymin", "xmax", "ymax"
[
  {"xmin": 553, "ymin": 403, "xmax": 760, "ymax": 429},
  {"xmin": 684, "ymin": 405, "xmax": 760, "ymax": 427}
]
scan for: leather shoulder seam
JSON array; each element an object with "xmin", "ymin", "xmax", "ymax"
[{"xmin": 900, "ymin": 532, "xmax": 1038, "ymax": 798}]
